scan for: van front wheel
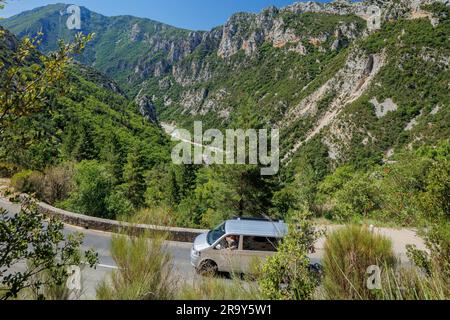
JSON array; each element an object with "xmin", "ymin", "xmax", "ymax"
[{"xmin": 197, "ymin": 260, "xmax": 218, "ymax": 277}]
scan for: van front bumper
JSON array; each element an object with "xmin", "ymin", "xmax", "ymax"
[{"xmin": 190, "ymin": 248, "xmax": 201, "ymax": 268}]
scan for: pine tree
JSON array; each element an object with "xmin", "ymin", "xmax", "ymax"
[
  {"xmin": 123, "ymin": 143, "xmax": 148, "ymax": 208},
  {"xmin": 101, "ymin": 133, "xmax": 126, "ymax": 183}
]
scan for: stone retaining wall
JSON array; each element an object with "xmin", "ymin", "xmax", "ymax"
[{"xmin": 35, "ymin": 201, "xmax": 207, "ymax": 243}]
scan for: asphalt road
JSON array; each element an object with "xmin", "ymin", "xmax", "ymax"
[
  {"xmin": 0, "ymin": 198, "xmax": 426, "ymax": 300},
  {"xmin": 0, "ymin": 198, "xmax": 195, "ymax": 299}
]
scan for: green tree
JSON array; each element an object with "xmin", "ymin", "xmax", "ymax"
[
  {"xmin": 71, "ymin": 122, "xmax": 98, "ymax": 162},
  {"xmin": 0, "ymin": 200, "xmax": 97, "ymax": 300},
  {"xmin": 101, "ymin": 132, "xmax": 127, "ymax": 183},
  {"xmin": 259, "ymin": 209, "xmax": 323, "ymax": 300},
  {"xmin": 66, "ymin": 160, "xmax": 114, "ymax": 218},
  {"xmin": 194, "ymin": 165, "xmax": 274, "ymax": 221},
  {"xmin": 123, "ymin": 144, "xmax": 149, "ymax": 208},
  {"xmin": 0, "ymin": 27, "xmax": 93, "ymax": 132}
]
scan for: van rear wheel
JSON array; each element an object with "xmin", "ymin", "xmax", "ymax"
[{"xmin": 197, "ymin": 260, "xmax": 218, "ymax": 276}]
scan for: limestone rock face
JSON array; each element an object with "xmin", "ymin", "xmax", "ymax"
[{"xmin": 136, "ymin": 95, "xmax": 158, "ymax": 124}]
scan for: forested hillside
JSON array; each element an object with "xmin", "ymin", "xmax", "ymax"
[
  {"xmin": 0, "ymin": 26, "xmax": 171, "ymax": 218},
  {"xmin": 1, "ymin": 1, "xmax": 448, "ymax": 230}
]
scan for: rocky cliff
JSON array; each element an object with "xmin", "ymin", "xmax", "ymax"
[{"xmin": 2, "ymin": 0, "xmax": 448, "ymax": 168}]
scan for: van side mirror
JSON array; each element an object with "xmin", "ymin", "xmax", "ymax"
[{"xmin": 215, "ymin": 244, "xmax": 222, "ymax": 250}]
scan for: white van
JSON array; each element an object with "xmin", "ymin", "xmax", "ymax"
[{"xmin": 191, "ymin": 218, "xmax": 288, "ymax": 275}]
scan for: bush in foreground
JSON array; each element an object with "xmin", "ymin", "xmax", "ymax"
[
  {"xmin": 259, "ymin": 209, "xmax": 323, "ymax": 300},
  {"xmin": 322, "ymin": 225, "xmax": 396, "ymax": 300},
  {"xmin": 179, "ymin": 277, "xmax": 261, "ymax": 300},
  {"xmin": 10, "ymin": 170, "xmax": 42, "ymax": 194},
  {"xmin": 96, "ymin": 233, "xmax": 175, "ymax": 300}
]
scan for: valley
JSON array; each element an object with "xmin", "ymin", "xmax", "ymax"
[{"xmin": 0, "ymin": 0, "xmax": 448, "ymax": 302}]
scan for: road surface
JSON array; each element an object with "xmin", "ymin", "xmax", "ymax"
[
  {"xmin": 161, "ymin": 122, "xmax": 229, "ymax": 156},
  {"xmin": 0, "ymin": 198, "xmax": 195, "ymax": 299},
  {"xmin": 0, "ymin": 198, "xmax": 426, "ymax": 300}
]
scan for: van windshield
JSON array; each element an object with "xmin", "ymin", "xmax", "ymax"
[{"xmin": 207, "ymin": 222, "xmax": 226, "ymax": 245}]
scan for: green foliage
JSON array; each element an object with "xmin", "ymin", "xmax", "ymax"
[
  {"xmin": 407, "ymin": 222, "xmax": 450, "ymax": 282},
  {"xmin": 317, "ymin": 165, "xmax": 356, "ymax": 199},
  {"xmin": 145, "ymin": 165, "xmax": 178, "ymax": 208},
  {"xmin": 105, "ymin": 187, "xmax": 134, "ymax": 218},
  {"xmin": 418, "ymin": 160, "xmax": 450, "ymax": 221},
  {"xmin": 322, "ymin": 225, "xmax": 396, "ymax": 300},
  {"xmin": 10, "ymin": 169, "xmax": 42, "ymax": 194},
  {"xmin": 187, "ymin": 165, "xmax": 275, "ymax": 228},
  {"xmin": 0, "ymin": 200, "xmax": 98, "ymax": 300},
  {"xmin": 179, "ymin": 277, "xmax": 261, "ymax": 300},
  {"xmin": 332, "ymin": 171, "xmax": 381, "ymax": 221},
  {"xmin": 0, "ymin": 29, "xmax": 93, "ymax": 129},
  {"xmin": 96, "ymin": 233, "xmax": 175, "ymax": 300},
  {"xmin": 281, "ymin": 12, "xmax": 365, "ymax": 38},
  {"xmin": 64, "ymin": 160, "xmax": 114, "ymax": 219},
  {"xmin": 321, "ymin": 141, "xmax": 449, "ymax": 225},
  {"xmin": 259, "ymin": 209, "xmax": 323, "ymax": 300},
  {"xmin": 378, "ymin": 265, "xmax": 449, "ymax": 300},
  {"xmin": 271, "ymin": 185, "xmax": 304, "ymax": 218},
  {"xmin": 122, "ymin": 143, "xmax": 152, "ymax": 209}
]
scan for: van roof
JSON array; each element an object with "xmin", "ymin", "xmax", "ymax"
[{"xmin": 225, "ymin": 218, "xmax": 288, "ymax": 238}]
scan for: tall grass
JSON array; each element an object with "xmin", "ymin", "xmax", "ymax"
[
  {"xmin": 322, "ymin": 225, "xmax": 397, "ymax": 300},
  {"xmin": 179, "ymin": 276, "xmax": 262, "ymax": 300},
  {"xmin": 96, "ymin": 233, "xmax": 176, "ymax": 300},
  {"xmin": 120, "ymin": 206, "xmax": 175, "ymax": 227},
  {"xmin": 379, "ymin": 265, "xmax": 449, "ymax": 300},
  {"xmin": 18, "ymin": 263, "xmax": 84, "ymax": 300}
]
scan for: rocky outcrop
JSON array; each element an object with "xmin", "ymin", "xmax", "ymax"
[
  {"xmin": 136, "ymin": 94, "xmax": 158, "ymax": 124},
  {"xmin": 282, "ymin": 48, "xmax": 387, "ymax": 162},
  {"xmin": 76, "ymin": 62, "xmax": 126, "ymax": 96},
  {"xmin": 130, "ymin": 23, "xmax": 142, "ymax": 42},
  {"xmin": 216, "ymin": 3, "xmax": 364, "ymax": 59},
  {"xmin": 370, "ymin": 98, "xmax": 398, "ymax": 118}
]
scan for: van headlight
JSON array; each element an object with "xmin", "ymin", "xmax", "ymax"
[{"xmin": 192, "ymin": 250, "xmax": 201, "ymax": 257}]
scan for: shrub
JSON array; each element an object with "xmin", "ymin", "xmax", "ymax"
[
  {"xmin": 259, "ymin": 209, "xmax": 323, "ymax": 300},
  {"xmin": 322, "ymin": 225, "xmax": 396, "ymax": 300},
  {"xmin": 96, "ymin": 233, "xmax": 175, "ymax": 300},
  {"xmin": 39, "ymin": 163, "xmax": 74, "ymax": 204},
  {"xmin": 418, "ymin": 159, "xmax": 450, "ymax": 221},
  {"xmin": 272, "ymin": 185, "xmax": 303, "ymax": 218},
  {"xmin": 0, "ymin": 162, "xmax": 19, "ymax": 178},
  {"xmin": 65, "ymin": 161, "xmax": 114, "ymax": 219},
  {"xmin": 333, "ymin": 173, "xmax": 381, "ymax": 221},
  {"xmin": 123, "ymin": 206, "xmax": 176, "ymax": 227},
  {"xmin": 10, "ymin": 170, "xmax": 43, "ymax": 194},
  {"xmin": 379, "ymin": 265, "xmax": 449, "ymax": 300},
  {"xmin": 179, "ymin": 277, "xmax": 261, "ymax": 300},
  {"xmin": 407, "ymin": 221, "xmax": 450, "ymax": 283},
  {"xmin": 105, "ymin": 187, "xmax": 134, "ymax": 218}
]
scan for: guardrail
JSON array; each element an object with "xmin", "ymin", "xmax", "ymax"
[{"xmin": 18, "ymin": 196, "xmax": 208, "ymax": 243}]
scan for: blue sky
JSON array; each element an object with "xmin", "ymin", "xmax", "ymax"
[{"xmin": 0, "ymin": 0, "xmax": 330, "ymax": 30}]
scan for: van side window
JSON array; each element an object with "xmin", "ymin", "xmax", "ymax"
[{"xmin": 243, "ymin": 236, "xmax": 278, "ymax": 252}]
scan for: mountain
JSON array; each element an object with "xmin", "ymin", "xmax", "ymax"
[
  {"xmin": 2, "ymin": 0, "xmax": 449, "ymax": 171},
  {"xmin": 0, "ymin": 26, "xmax": 170, "ymax": 174}
]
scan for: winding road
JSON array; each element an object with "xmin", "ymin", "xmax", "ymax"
[
  {"xmin": 0, "ymin": 197, "xmax": 426, "ymax": 300},
  {"xmin": 0, "ymin": 198, "xmax": 195, "ymax": 299}
]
